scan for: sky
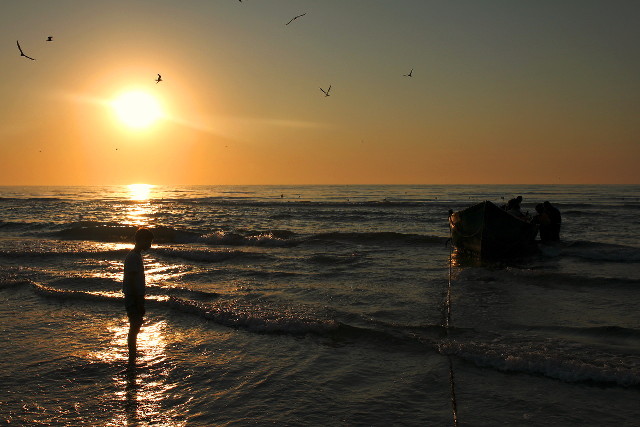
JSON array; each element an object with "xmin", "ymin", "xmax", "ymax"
[{"xmin": 1, "ymin": 0, "xmax": 639, "ymax": 185}]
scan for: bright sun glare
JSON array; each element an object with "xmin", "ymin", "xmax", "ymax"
[
  {"xmin": 128, "ymin": 183, "xmax": 154, "ymax": 201},
  {"xmin": 111, "ymin": 91, "xmax": 163, "ymax": 129}
]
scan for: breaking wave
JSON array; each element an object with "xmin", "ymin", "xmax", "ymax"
[
  {"xmin": 17, "ymin": 280, "xmax": 432, "ymax": 346},
  {"xmin": 201, "ymin": 230, "xmax": 298, "ymax": 247},
  {"xmin": 3, "ymin": 220, "xmax": 444, "ymax": 249}
]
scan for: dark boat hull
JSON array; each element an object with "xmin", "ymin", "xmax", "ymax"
[{"xmin": 449, "ymin": 201, "xmax": 538, "ymax": 258}]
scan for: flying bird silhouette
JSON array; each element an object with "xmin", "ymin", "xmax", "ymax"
[
  {"xmin": 155, "ymin": 74, "xmax": 162, "ymax": 84},
  {"xmin": 46, "ymin": 36, "xmax": 53, "ymax": 42},
  {"xmin": 320, "ymin": 85, "xmax": 331, "ymax": 97},
  {"xmin": 16, "ymin": 40, "xmax": 35, "ymax": 60},
  {"xmin": 403, "ymin": 68, "xmax": 413, "ymax": 77},
  {"xmin": 286, "ymin": 13, "xmax": 306, "ymax": 25}
]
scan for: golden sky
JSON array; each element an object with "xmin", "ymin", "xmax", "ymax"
[{"xmin": 1, "ymin": 0, "xmax": 639, "ymax": 185}]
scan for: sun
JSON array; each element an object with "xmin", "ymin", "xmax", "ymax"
[{"xmin": 111, "ymin": 91, "xmax": 163, "ymax": 129}]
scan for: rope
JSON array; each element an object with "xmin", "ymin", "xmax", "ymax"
[{"xmin": 445, "ymin": 212, "xmax": 459, "ymax": 427}]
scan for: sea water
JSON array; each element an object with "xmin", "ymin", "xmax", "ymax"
[{"xmin": 1, "ymin": 185, "xmax": 639, "ymax": 426}]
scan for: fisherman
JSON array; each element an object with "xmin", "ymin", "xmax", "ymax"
[
  {"xmin": 531, "ymin": 203, "xmax": 552, "ymax": 241},
  {"xmin": 506, "ymin": 195, "xmax": 526, "ymax": 220},
  {"xmin": 543, "ymin": 201, "xmax": 561, "ymax": 241},
  {"xmin": 511, "ymin": 195, "xmax": 523, "ymax": 209}
]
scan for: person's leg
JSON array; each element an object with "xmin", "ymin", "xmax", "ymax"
[{"xmin": 128, "ymin": 316, "xmax": 143, "ymax": 362}]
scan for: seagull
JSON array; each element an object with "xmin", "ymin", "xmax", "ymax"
[
  {"xmin": 286, "ymin": 12, "xmax": 306, "ymax": 25},
  {"xmin": 46, "ymin": 36, "xmax": 53, "ymax": 42},
  {"xmin": 403, "ymin": 68, "xmax": 413, "ymax": 77},
  {"xmin": 16, "ymin": 40, "xmax": 35, "ymax": 60},
  {"xmin": 155, "ymin": 73, "xmax": 162, "ymax": 84},
  {"xmin": 320, "ymin": 85, "xmax": 331, "ymax": 97}
]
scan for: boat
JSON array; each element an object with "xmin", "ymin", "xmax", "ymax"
[{"xmin": 448, "ymin": 201, "xmax": 539, "ymax": 258}]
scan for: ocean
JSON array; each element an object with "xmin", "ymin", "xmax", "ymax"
[{"xmin": 1, "ymin": 184, "xmax": 639, "ymax": 426}]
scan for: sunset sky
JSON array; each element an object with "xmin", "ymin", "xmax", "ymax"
[{"xmin": 1, "ymin": 0, "xmax": 639, "ymax": 185}]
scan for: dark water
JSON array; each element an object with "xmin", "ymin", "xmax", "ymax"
[{"xmin": 1, "ymin": 184, "xmax": 639, "ymax": 426}]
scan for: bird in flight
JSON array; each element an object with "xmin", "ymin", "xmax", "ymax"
[
  {"xmin": 403, "ymin": 68, "xmax": 413, "ymax": 77},
  {"xmin": 16, "ymin": 40, "xmax": 36, "ymax": 60},
  {"xmin": 46, "ymin": 36, "xmax": 53, "ymax": 42},
  {"xmin": 320, "ymin": 85, "xmax": 331, "ymax": 97},
  {"xmin": 155, "ymin": 74, "xmax": 162, "ymax": 84},
  {"xmin": 286, "ymin": 13, "xmax": 306, "ymax": 25}
]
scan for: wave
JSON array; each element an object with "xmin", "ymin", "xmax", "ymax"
[
  {"xmin": 153, "ymin": 247, "xmax": 264, "ymax": 263},
  {"xmin": 6, "ymin": 217, "xmax": 445, "ymax": 249},
  {"xmin": 439, "ymin": 337, "xmax": 640, "ymax": 388},
  {"xmin": 0, "ymin": 279, "xmax": 33, "ymax": 290},
  {"xmin": 50, "ymin": 224, "xmax": 202, "ymax": 244},
  {"xmin": 0, "ymin": 197, "xmax": 64, "ymax": 202},
  {"xmin": 25, "ymin": 278, "xmax": 640, "ymax": 384},
  {"xmin": 563, "ymin": 240, "xmax": 640, "ymax": 262},
  {"xmin": 0, "ymin": 248, "xmax": 128, "ymax": 259},
  {"xmin": 27, "ymin": 281, "xmax": 338, "ymax": 336},
  {"xmin": 0, "ymin": 220, "xmax": 54, "ymax": 232},
  {"xmin": 201, "ymin": 230, "xmax": 443, "ymax": 247},
  {"xmin": 33, "ymin": 283, "xmax": 122, "ymax": 303},
  {"xmin": 527, "ymin": 324, "xmax": 640, "ymax": 344},
  {"xmin": 201, "ymin": 230, "xmax": 298, "ymax": 247},
  {"xmin": 308, "ymin": 253, "xmax": 363, "ymax": 265},
  {"xmin": 166, "ymin": 297, "xmax": 337, "ymax": 335},
  {"xmin": 561, "ymin": 210, "xmax": 604, "ymax": 217},
  {"xmin": 308, "ymin": 231, "xmax": 445, "ymax": 246},
  {"xmin": 180, "ymin": 197, "xmax": 429, "ymax": 209},
  {"xmin": 20, "ymin": 279, "xmax": 437, "ymax": 347},
  {"xmin": 38, "ymin": 222, "xmax": 297, "ymax": 247},
  {"xmin": 455, "ymin": 265, "xmax": 639, "ymax": 289}
]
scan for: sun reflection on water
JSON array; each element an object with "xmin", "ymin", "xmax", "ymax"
[
  {"xmin": 123, "ymin": 184, "xmax": 156, "ymax": 227},
  {"xmin": 91, "ymin": 320, "xmax": 185, "ymax": 426},
  {"xmin": 128, "ymin": 183, "xmax": 154, "ymax": 201},
  {"xmin": 91, "ymin": 320, "xmax": 167, "ymax": 366}
]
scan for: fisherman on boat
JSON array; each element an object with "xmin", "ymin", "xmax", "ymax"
[
  {"xmin": 449, "ymin": 199, "xmax": 539, "ymax": 258},
  {"xmin": 505, "ymin": 196, "xmax": 527, "ymax": 220}
]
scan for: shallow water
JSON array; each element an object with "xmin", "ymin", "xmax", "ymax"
[{"xmin": 1, "ymin": 184, "xmax": 639, "ymax": 425}]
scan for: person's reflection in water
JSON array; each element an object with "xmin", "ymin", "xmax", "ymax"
[
  {"xmin": 123, "ymin": 228, "xmax": 154, "ymax": 364},
  {"xmin": 125, "ymin": 367, "xmax": 141, "ymax": 425}
]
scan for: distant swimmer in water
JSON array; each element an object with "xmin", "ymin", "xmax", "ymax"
[
  {"xmin": 123, "ymin": 228, "xmax": 154, "ymax": 364},
  {"xmin": 155, "ymin": 74, "xmax": 162, "ymax": 84}
]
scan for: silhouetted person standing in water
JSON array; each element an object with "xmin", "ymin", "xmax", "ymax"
[
  {"xmin": 543, "ymin": 201, "xmax": 561, "ymax": 241},
  {"xmin": 123, "ymin": 228, "xmax": 154, "ymax": 363}
]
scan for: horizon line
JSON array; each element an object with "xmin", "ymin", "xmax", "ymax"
[{"xmin": 0, "ymin": 183, "xmax": 638, "ymax": 187}]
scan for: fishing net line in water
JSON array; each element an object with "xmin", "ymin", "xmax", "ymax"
[{"xmin": 443, "ymin": 217, "xmax": 459, "ymax": 426}]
